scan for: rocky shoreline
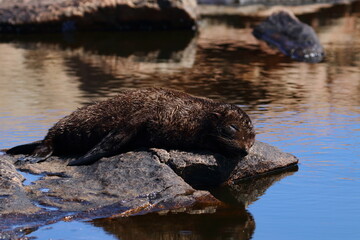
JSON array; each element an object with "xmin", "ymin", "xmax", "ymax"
[{"xmin": 0, "ymin": 140, "xmax": 298, "ymax": 239}]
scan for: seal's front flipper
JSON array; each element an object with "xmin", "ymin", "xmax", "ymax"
[{"xmin": 68, "ymin": 128, "xmax": 138, "ymax": 166}]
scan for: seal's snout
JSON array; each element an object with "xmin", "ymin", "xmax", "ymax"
[
  {"xmin": 243, "ymin": 145, "xmax": 251, "ymax": 156},
  {"xmin": 242, "ymin": 135, "xmax": 255, "ymax": 156}
]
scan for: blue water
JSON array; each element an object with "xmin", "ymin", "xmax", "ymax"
[
  {"xmin": 252, "ymin": 110, "xmax": 360, "ymax": 240},
  {"xmin": 26, "ymin": 221, "xmax": 117, "ymax": 240},
  {"xmin": 0, "ymin": 3, "xmax": 360, "ymax": 239}
]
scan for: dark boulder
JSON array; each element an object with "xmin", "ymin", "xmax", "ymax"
[{"xmin": 253, "ymin": 10, "xmax": 324, "ymax": 63}]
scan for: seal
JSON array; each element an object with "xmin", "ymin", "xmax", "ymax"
[{"xmin": 6, "ymin": 88, "xmax": 255, "ymax": 166}]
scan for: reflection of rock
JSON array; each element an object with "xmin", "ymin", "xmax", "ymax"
[
  {"xmin": 2, "ymin": 30, "xmax": 197, "ymax": 84},
  {"xmin": 2, "ymin": 31, "xmax": 196, "ymax": 59},
  {"xmin": 92, "ymin": 207, "xmax": 255, "ymax": 240},
  {"xmin": 0, "ymin": 0, "xmax": 198, "ymax": 33},
  {"xmin": 213, "ymin": 169, "xmax": 298, "ymax": 207},
  {"xmin": 59, "ymin": 32, "xmax": 197, "ymax": 94},
  {"xmin": 0, "ymin": 140, "xmax": 297, "ymax": 238},
  {"xmin": 65, "ymin": 34, "xmax": 197, "ymax": 76}
]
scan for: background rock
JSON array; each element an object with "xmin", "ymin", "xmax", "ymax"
[{"xmin": 0, "ymin": 0, "xmax": 198, "ymax": 33}]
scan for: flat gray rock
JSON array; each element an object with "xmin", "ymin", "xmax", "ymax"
[{"xmin": 228, "ymin": 141, "xmax": 299, "ymax": 182}]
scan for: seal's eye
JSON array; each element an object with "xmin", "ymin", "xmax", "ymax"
[{"xmin": 221, "ymin": 124, "xmax": 239, "ymax": 138}]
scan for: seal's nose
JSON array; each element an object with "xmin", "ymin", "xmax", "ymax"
[{"xmin": 244, "ymin": 138, "xmax": 255, "ymax": 154}]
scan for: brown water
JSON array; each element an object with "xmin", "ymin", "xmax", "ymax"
[{"xmin": 0, "ymin": 3, "xmax": 360, "ymax": 240}]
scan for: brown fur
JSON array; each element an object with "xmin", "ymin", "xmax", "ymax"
[{"xmin": 7, "ymin": 88, "xmax": 255, "ymax": 166}]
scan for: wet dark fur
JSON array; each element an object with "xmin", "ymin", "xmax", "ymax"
[
  {"xmin": 253, "ymin": 11, "xmax": 324, "ymax": 63},
  {"xmin": 6, "ymin": 88, "xmax": 255, "ymax": 166}
]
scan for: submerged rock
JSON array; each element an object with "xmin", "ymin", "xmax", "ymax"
[
  {"xmin": 0, "ymin": 140, "xmax": 298, "ymax": 238},
  {"xmin": 0, "ymin": 0, "xmax": 198, "ymax": 33},
  {"xmin": 252, "ymin": 10, "xmax": 324, "ymax": 63}
]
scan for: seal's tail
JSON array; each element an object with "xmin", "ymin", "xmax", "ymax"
[{"xmin": 4, "ymin": 140, "xmax": 42, "ymax": 155}]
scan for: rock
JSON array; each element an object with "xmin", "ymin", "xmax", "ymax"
[
  {"xmin": 0, "ymin": 0, "xmax": 198, "ymax": 33},
  {"xmin": 0, "ymin": 155, "xmax": 40, "ymax": 215},
  {"xmin": 152, "ymin": 148, "xmax": 237, "ymax": 188},
  {"xmin": 252, "ymin": 10, "xmax": 324, "ymax": 63},
  {"xmin": 227, "ymin": 141, "xmax": 298, "ymax": 183},
  {"xmin": 153, "ymin": 141, "xmax": 298, "ymax": 187},
  {"xmin": 0, "ymin": 140, "xmax": 298, "ymax": 238},
  {"xmin": 0, "ymin": 150, "xmax": 221, "ymax": 237},
  {"xmin": 14, "ymin": 151, "xmax": 220, "ymax": 213}
]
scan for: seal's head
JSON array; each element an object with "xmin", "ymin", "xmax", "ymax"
[{"xmin": 208, "ymin": 106, "xmax": 255, "ymax": 157}]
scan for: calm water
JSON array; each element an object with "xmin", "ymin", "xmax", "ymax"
[{"xmin": 1, "ymin": 3, "xmax": 360, "ymax": 240}]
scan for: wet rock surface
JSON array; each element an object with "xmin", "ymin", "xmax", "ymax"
[
  {"xmin": 0, "ymin": 0, "xmax": 198, "ymax": 33},
  {"xmin": 0, "ymin": 156, "xmax": 40, "ymax": 215},
  {"xmin": 0, "ymin": 140, "xmax": 298, "ymax": 238}
]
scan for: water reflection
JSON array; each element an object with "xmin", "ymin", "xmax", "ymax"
[
  {"xmin": 1, "ymin": 3, "xmax": 360, "ymax": 107},
  {"xmin": 92, "ymin": 208, "xmax": 254, "ymax": 240},
  {"xmin": 212, "ymin": 167, "xmax": 298, "ymax": 207},
  {"xmin": 1, "ymin": 31, "xmax": 196, "ymax": 99}
]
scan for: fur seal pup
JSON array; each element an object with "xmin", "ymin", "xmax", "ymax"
[{"xmin": 6, "ymin": 88, "xmax": 255, "ymax": 166}]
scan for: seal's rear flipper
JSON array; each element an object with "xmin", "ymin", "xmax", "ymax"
[
  {"xmin": 15, "ymin": 155, "xmax": 49, "ymax": 165},
  {"xmin": 13, "ymin": 141, "xmax": 53, "ymax": 165},
  {"xmin": 5, "ymin": 140, "xmax": 43, "ymax": 155}
]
